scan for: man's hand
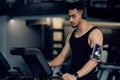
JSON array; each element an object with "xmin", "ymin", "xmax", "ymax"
[{"xmin": 62, "ymin": 73, "xmax": 77, "ymax": 80}]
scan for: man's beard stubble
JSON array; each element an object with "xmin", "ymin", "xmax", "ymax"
[
  {"xmin": 72, "ymin": 22, "xmax": 80, "ymax": 28},
  {"xmin": 72, "ymin": 25, "xmax": 77, "ymax": 28},
  {"xmin": 72, "ymin": 19, "xmax": 82, "ymax": 28}
]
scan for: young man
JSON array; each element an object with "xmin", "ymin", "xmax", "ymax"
[{"xmin": 48, "ymin": 2, "xmax": 103, "ymax": 80}]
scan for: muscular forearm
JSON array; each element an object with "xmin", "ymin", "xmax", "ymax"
[
  {"xmin": 77, "ymin": 59, "xmax": 98, "ymax": 78},
  {"xmin": 48, "ymin": 54, "xmax": 65, "ymax": 66}
]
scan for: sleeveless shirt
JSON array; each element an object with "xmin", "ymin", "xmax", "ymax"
[{"xmin": 69, "ymin": 27, "xmax": 98, "ymax": 80}]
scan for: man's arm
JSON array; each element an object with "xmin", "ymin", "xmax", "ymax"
[
  {"xmin": 76, "ymin": 28, "xmax": 103, "ymax": 78},
  {"xmin": 48, "ymin": 32, "xmax": 72, "ymax": 67}
]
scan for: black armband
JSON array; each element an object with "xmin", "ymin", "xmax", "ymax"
[
  {"xmin": 91, "ymin": 44, "xmax": 103, "ymax": 62},
  {"xmin": 73, "ymin": 72, "xmax": 80, "ymax": 80}
]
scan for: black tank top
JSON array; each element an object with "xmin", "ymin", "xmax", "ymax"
[{"xmin": 69, "ymin": 27, "xmax": 98, "ymax": 80}]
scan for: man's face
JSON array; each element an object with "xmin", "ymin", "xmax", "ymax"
[{"xmin": 68, "ymin": 8, "xmax": 83, "ymax": 28}]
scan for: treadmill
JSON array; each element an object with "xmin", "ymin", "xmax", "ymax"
[{"xmin": 10, "ymin": 47, "xmax": 62, "ymax": 80}]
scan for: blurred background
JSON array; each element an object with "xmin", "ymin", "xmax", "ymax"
[{"xmin": 0, "ymin": 0, "xmax": 120, "ymax": 80}]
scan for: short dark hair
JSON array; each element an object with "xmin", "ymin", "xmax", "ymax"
[
  {"xmin": 67, "ymin": 2, "xmax": 88, "ymax": 19},
  {"xmin": 67, "ymin": 2, "xmax": 86, "ymax": 11}
]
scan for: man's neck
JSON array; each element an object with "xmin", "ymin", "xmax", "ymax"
[{"xmin": 77, "ymin": 20, "xmax": 89, "ymax": 33}]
